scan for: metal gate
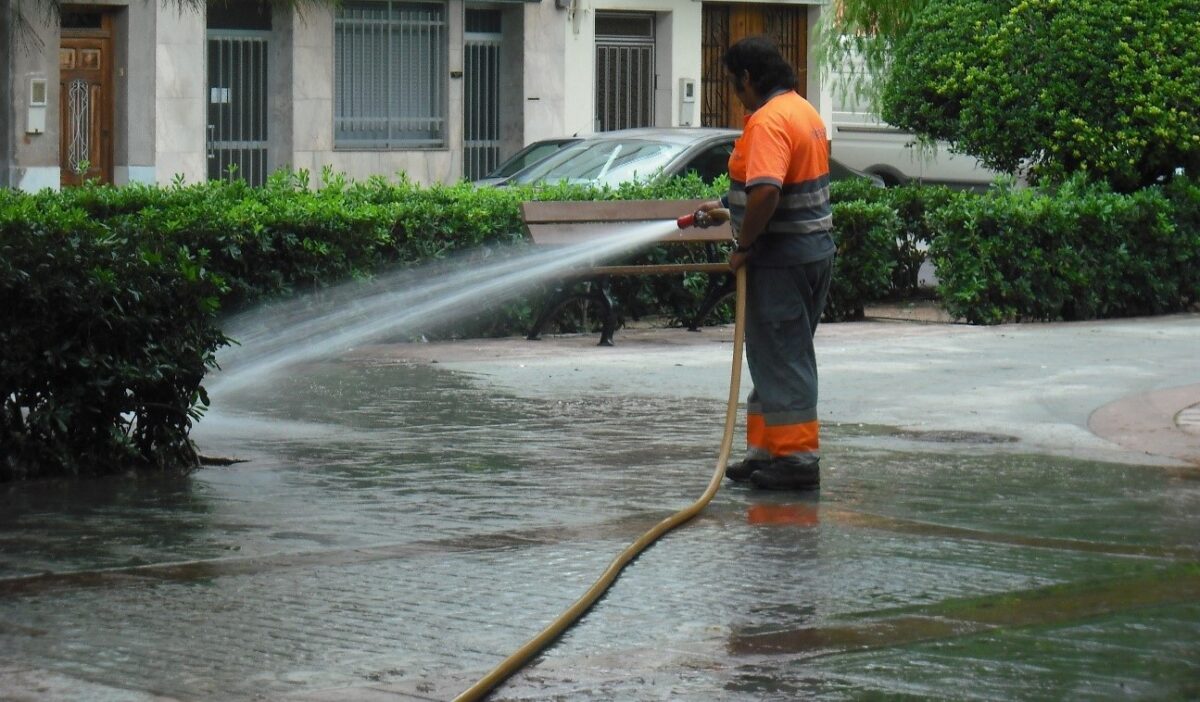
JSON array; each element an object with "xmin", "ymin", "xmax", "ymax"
[
  {"xmin": 701, "ymin": 4, "xmax": 808, "ymax": 128},
  {"xmin": 464, "ymin": 10, "xmax": 501, "ymax": 181},
  {"xmin": 207, "ymin": 30, "xmax": 269, "ymax": 186},
  {"xmin": 595, "ymin": 12, "xmax": 655, "ymax": 132}
]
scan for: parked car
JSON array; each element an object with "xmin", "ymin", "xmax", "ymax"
[
  {"xmin": 472, "ymin": 137, "xmax": 581, "ymax": 187},
  {"xmin": 831, "ymin": 121, "xmax": 1004, "ymax": 190},
  {"xmin": 829, "ymin": 49, "xmax": 1005, "ymax": 190},
  {"xmin": 490, "ymin": 127, "xmax": 884, "ymax": 189}
]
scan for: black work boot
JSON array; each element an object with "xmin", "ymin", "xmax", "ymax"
[
  {"xmin": 725, "ymin": 458, "xmax": 769, "ymax": 483},
  {"xmin": 749, "ymin": 455, "xmax": 820, "ymax": 491}
]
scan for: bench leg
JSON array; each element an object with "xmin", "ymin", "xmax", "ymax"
[
  {"xmin": 595, "ymin": 276, "xmax": 618, "ymax": 346},
  {"xmin": 689, "ymin": 272, "xmax": 736, "ymax": 331},
  {"xmin": 528, "ymin": 278, "xmax": 619, "ymax": 343},
  {"xmin": 528, "ymin": 283, "xmax": 585, "ymax": 341}
]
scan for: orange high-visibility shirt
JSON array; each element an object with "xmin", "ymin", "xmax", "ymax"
[{"xmin": 727, "ymin": 90, "xmax": 834, "ymax": 265}]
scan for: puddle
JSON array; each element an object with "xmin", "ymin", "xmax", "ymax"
[
  {"xmin": 1, "ymin": 360, "xmax": 1197, "ymax": 701},
  {"xmin": 728, "ymin": 563, "xmax": 1200, "ymax": 656},
  {"xmin": 892, "ymin": 429, "xmax": 1019, "ymax": 444}
]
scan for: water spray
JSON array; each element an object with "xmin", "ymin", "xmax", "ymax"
[
  {"xmin": 453, "ymin": 244, "xmax": 744, "ymax": 702},
  {"xmin": 208, "ymin": 219, "xmax": 682, "ymax": 396},
  {"xmin": 206, "ymin": 210, "xmax": 744, "ymax": 700}
]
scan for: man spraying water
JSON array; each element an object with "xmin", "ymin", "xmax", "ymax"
[{"xmin": 683, "ymin": 36, "xmax": 835, "ymax": 491}]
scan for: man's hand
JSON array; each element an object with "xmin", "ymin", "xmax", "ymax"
[
  {"xmin": 729, "ymin": 249, "xmax": 750, "ymax": 271},
  {"xmin": 697, "ymin": 200, "xmax": 731, "ymax": 223}
]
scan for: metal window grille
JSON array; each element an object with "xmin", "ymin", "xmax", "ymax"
[
  {"xmin": 700, "ymin": 6, "xmax": 729, "ymax": 128},
  {"xmin": 764, "ymin": 6, "xmax": 808, "ymax": 94},
  {"xmin": 66, "ymin": 79, "xmax": 92, "ymax": 173},
  {"xmin": 595, "ymin": 12, "xmax": 654, "ymax": 132},
  {"xmin": 335, "ymin": 1, "xmax": 446, "ymax": 148},
  {"xmin": 207, "ymin": 30, "xmax": 269, "ymax": 185},
  {"xmin": 464, "ymin": 10, "xmax": 501, "ymax": 180}
]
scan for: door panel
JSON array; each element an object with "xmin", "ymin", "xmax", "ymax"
[
  {"xmin": 595, "ymin": 12, "xmax": 655, "ymax": 132},
  {"xmin": 59, "ymin": 35, "xmax": 112, "ymax": 186},
  {"xmin": 701, "ymin": 3, "xmax": 808, "ymax": 129},
  {"xmin": 207, "ymin": 31, "xmax": 270, "ymax": 186},
  {"xmin": 464, "ymin": 9, "xmax": 502, "ymax": 180}
]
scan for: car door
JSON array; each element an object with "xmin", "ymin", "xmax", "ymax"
[{"xmin": 674, "ymin": 139, "xmax": 735, "ymax": 184}]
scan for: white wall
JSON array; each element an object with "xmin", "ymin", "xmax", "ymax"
[
  {"xmin": 808, "ymin": 5, "xmax": 833, "ymax": 134},
  {"xmin": 527, "ymin": 0, "xmax": 705, "ymax": 139},
  {"xmin": 528, "ymin": 0, "xmax": 826, "ymax": 140}
]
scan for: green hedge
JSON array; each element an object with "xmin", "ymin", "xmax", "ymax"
[
  {"xmin": 12, "ymin": 166, "xmax": 1198, "ymax": 480},
  {"xmin": 0, "ymin": 171, "xmax": 932, "ymax": 480},
  {"xmin": 825, "ymin": 200, "xmax": 899, "ymax": 320},
  {"xmin": 931, "ymin": 176, "xmax": 1200, "ymax": 324},
  {"xmin": 9, "ymin": 169, "xmax": 1196, "ymax": 479},
  {"xmin": 0, "ymin": 189, "xmax": 228, "ymax": 479}
]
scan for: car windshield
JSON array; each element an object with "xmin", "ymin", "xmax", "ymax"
[
  {"xmin": 487, "ymin": 140, "xmax": 573, "ymax": 179},
  {"xmin": 509, "ymin": 139, "xmax": 687, "ymax": 187}
]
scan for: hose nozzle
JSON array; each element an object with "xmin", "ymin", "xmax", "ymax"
[
  {"xmin": 678, "ymin": 207, "xmax": 730, "ymax": 230},
  {"xmin": 677, "ymin": 209, "xmax": 714, "ymax": 229},
  {"xmin": 676, "ymin": 212, "xmax": 697, "ymax": 229}
]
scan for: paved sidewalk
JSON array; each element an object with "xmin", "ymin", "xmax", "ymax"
[{"xmin": 1, "ymin": 311, "xmax": 1198, "ymax": 701}]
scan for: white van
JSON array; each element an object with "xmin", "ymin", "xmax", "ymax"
[{"xmin": 829, "ymin": 60, "xmax": 1005, "ymax": 190}]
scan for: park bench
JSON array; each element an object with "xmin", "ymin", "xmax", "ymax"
[{"xmin": 520, "ymin": 199, "xmax": 735, "ymax": 346}]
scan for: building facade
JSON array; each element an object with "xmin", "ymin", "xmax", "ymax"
[{"xmin": 1, "ymin": 0, "xmax": 830, "ymax": 191}]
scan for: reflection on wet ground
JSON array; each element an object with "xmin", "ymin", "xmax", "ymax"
[{"xmin": 1, "ymin": 360, "xmax": 1198, "ymax": 700}]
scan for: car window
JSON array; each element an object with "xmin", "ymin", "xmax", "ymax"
[
  {"xmin": 512, "ymin": 139, "xmax": 687, "ymax": 187},
  {"xmin": 490, "ymin": 141, "xmax": 574, "ymax": 178},
  {"xmin": 679, "ymin": 142, "xmax": 734, "ymax": 184}
]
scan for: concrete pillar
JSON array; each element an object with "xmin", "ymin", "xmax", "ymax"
[
  {"xmin": 153, "ymin": 2, "xmax": 205, "ymax": 185},
  {"xmin": 266, "ymin": 6, "xmax": 296, "ymax": 176},
  {"xmin": 523, "ymin": 2, "xmax": 570, "ymax": 142},
  {"xmin": 117, "ymin": 3, "xmax": 156, "ymax": 185},
  {"xmin": 497, "ymin": 4, "xmax": 525, "ymax": 160}
]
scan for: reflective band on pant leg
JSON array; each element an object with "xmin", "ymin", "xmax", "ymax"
[
  {"xmin": 763, "ymin": 419, "xmax": 820, "ymax": 457},
  {"xmin": 747, "ymin": 412, "xmax": 769, "ymax": 456},
  {"xmin": 744, "ymin": 388, "xmax": 770, "ymax": 459}
]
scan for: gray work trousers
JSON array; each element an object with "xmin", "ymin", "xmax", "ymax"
[{"xmin": 744, "ymin": 255, "xmax": 834, "ymax": 459}]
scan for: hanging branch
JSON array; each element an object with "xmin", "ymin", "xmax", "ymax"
[{"xmin": 812, "ymin": 0, "xmax": 932, "ymax": 111}]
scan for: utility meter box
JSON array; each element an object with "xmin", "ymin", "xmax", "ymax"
[
  {"xmin": 27, "ymin": 78, "xmax": 47, "ymax": 134},
  {"xmin": 678, "ymin": 78, "xmax": 696, "ymax": 127}
]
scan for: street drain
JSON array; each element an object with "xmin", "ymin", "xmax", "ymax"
[{"xmin": 893, "ymin": 429, "xmax": 1018, "ymax": 444}]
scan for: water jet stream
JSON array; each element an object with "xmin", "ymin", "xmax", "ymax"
[{"xmin": 208, "ymin": 220, "xmax": 682, "ymax": 397}]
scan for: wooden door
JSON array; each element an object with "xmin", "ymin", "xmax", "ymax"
[
  {"xmin": 701, "ymin": 3, "xmax": 808, "ymax": 129},
  {"xmin": 59, "ymin": 12, "xmax": 113, "ymax": 186}
]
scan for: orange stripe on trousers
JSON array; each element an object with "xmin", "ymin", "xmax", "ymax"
[
  {"xmin": 762, "ymin": 420, "xmax": 820, "ymax": 457},
  {"xmin": 746, "ymin": 413, "xmax": 768, "ymax": 452}
]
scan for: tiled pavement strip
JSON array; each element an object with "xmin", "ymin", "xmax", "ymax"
[{"xmin": 1, "ymin": 308, "xmax": 1199, "ymax": 701}]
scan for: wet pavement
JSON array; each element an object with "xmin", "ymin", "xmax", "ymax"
[{"xmin": 2, "ymin": 308, "xmax": 1199, "ymax": 701}]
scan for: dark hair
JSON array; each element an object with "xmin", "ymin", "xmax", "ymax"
[{"xmin": 722, "ymin": 36, "xmax": 797, "ymax": 96}]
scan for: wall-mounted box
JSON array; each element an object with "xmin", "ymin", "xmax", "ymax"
[
  {"xmin": 678, "ymin": 77, "xmax": 696, "ymax": 127},
  {"xmin": 27, "ymin": 78, "xmax": 48, "ymax": 134}
]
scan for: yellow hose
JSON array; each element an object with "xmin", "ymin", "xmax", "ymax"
[{"xmin": 453, "ymin": 266, "xmax": 747, "ymax": 702}]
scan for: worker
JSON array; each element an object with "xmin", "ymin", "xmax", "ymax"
[{"xmin": 698, "ymin": 36, "xmax": 834, "ymax": 490}]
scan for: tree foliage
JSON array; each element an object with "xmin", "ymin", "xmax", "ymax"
[{"xmin": 880, "ymin": 0, "xmax": 1200, "ymax": 191}]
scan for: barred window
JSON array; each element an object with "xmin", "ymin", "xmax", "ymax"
[{"xmin": 335, "ymin": 1, "xmax": 446, "ymax": 148}]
